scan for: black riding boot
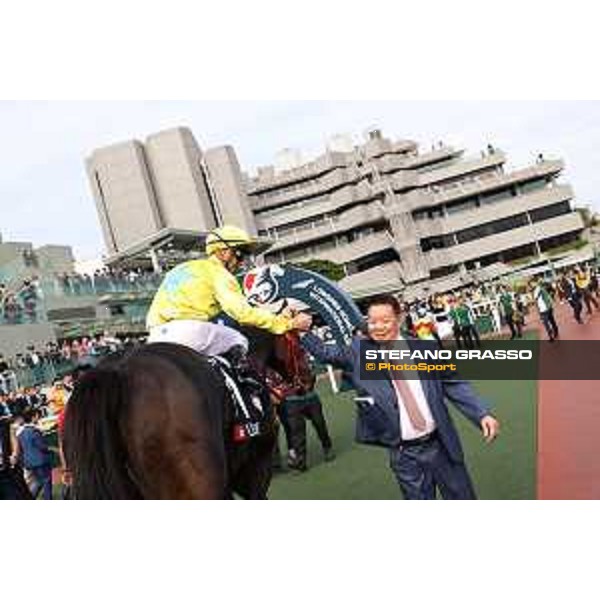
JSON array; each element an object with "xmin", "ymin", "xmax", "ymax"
[{"xmin": 224, "ymin": 345, "xmax": 252, "ymax": 376}]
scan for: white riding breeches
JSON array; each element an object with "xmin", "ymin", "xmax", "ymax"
[{"xmin": 147, "ymin": 320, "xmax": 248, "ymax": 356}]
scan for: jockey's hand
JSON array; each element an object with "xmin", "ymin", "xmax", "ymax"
[{"xmin": 292, "ymin": 312, "xmax": 312, "ymax": 331}]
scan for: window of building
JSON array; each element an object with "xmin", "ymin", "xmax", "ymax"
[
  {"xmin": 255, "ymin": 191, "xmax": 330, "ymax": 216},
  {"xmin": 445, "ymin": 198, "xmax": 478, "ymax": 215},
  {"xmin": 479, "ymin": 185, "xmax": 517, "ymax": 206},
  {"xmin": 429, "ymin": 265, "xmax": 459, "ymax": 279},
  {"xmin": 429, "ymin": 206, "xmax": 445, "ymax": 219},
  {"xmin": 285, "ymin": 246, "xmax": 312, "ymax": 261},
  {"xmin": 415, "ymin": 157, "xmax": 459, "ymax": 174},
  {"xmin": 420, "ymin": 234, "xmax": 456, "ymax": 253},
  {"xmin": 500, "ymin": 243, "xmax": 538, "ymax": 263},
  {"xmin": 518, "ymin": 178, "xmax": 548, "ymax": 195},
  {"xmin": 464, "ymin": 242, "xmax": 539, "ymax": 269},
  {"xmin": 538, "ymin": 231, "xmax": 582, "ymax": 253},
  {"xmin": 529, "ymin": 201, "xmax": 571, "ymax": 223},
  {"xmin": 351, "ymin": 248, "xmax": 400, "ymax": 273},
  {"xmin": 253, "ymin": 166, "xmax": 353, "ymax": 203},
  {"xmin": 455, "ymin": 213, "xmax": 529, "ymax": 245}
]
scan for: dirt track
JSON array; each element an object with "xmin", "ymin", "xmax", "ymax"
[{"xmin": 537, "ymin": 302, "xmax": 600, "ymax": 499}]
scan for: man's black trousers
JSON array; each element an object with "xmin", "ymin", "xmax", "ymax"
[{"xmin": 286, "ymin": 400, "xmax": 332, "ymax": 468}]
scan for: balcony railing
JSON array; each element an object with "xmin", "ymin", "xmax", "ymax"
[
  {"xmin": 420, "ymin": 159, "xmax": 564, "ymax": 207},
  {"xmin": 1, "ymin": 275, "xmax": 162, "ymax": 327}
]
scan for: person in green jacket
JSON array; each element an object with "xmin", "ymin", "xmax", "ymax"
[
  {"xmin": 452, "ymin": 296, "xmax": 479, "ymax": 349},
  {"xmin": 499, "ymin": 286, "xmax": 522, "ymax": 339},
  {"xmin": 531, "ymin": 279, "xmax": 559, "ymax": 341}
]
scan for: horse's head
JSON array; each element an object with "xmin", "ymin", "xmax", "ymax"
[{"xmin": 63, "ymin": 344, "xmax": 228, "ymax": 500}]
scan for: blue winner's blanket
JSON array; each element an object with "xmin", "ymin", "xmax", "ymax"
[{"xmin": 240, "ymin": 265, "xmax": 363, "ymax": 346}]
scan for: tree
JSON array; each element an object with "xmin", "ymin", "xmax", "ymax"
[{"xmin": 290, "ymin": 259, "xmax": 345, "ymax": 282}]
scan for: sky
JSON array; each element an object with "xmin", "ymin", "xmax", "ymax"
[{"xmin": 0, "ymin": 101, "xmax": 599, "ymax": 261}]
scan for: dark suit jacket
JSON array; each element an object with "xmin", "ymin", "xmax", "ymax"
[
  {"xmin": 17, "ymin": 425, "xmax": 52, "ymax": 469},
  {"xmin": 301, "ymin": 333, "xmax": 491, "ymax": 463}
]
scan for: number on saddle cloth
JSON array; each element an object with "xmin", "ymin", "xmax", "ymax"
[{"xmin": 209, "ymin": 355, "xmax": 270, "ymax": 444}]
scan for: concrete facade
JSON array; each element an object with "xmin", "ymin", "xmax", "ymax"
[
  {"xmin": 86, "ymin": 129, "xmax": 263, "ymax": 261},
  {"xmin": 87, "ymin": 127, "xmax": 585, "ymax": 298},
  {"xmin": 203, "ymin": 145, "xmax": 257, "ymax": 235},
  {"xmin": 247, "ymin": 131, "xmax": 584, "ymax": 297},
  {"xmin": 86, "ymin": 140, "xmax": 163, "ymax": 254},
  {"xmin": 0, "ymin": 322, "xmax": 57, "ymax": 357},
  {"xmin": 144, "ymin": 127, "xmax": 216, "ymax": 232},
  {"xmin": 0, "ymin": 241, "xmax": 74, "ymax": 290}
]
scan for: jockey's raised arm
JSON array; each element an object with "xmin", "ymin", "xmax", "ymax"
[
  {"xmin": 145, "ymin": 224, "xmax": 311, "ymax": 359},
  {"xmin": 212, "ymin": 267, "xmax": 293, "ymax": 335}
]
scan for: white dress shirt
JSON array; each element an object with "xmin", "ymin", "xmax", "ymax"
[{"xmin": 391, "ymin": 332, "xmax": 437, "ymax": 440}]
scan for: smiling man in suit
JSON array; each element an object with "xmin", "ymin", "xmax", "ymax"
[{"xmin": 300, "ymin": 294, "xmax": 500, "ymax": 500}]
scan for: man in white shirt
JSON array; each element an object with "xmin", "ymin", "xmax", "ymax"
[{"xmin": 301, "ymin": 294, "xmax": 500, "ymax": 499}]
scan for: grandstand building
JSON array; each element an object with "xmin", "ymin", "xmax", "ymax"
[
  {"xmin": 86, "ymin": 127, "xmax": 254, "ymax": 269},
  {"xmin": 86, "ymin": 127, "xmax": 585, "ymax": 298}
]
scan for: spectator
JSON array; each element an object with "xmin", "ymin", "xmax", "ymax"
[
  {"xmin": 589, "ymin": 267, "xmax": 600, "ymax": 300},
  {"xmin": 574, "ymin": 266, "xmax": 599, "ymax": 315},
  {"xmin": 447, "ymin": 296, "xmax": 465, "ymax": 348},
  {"xmin": 531, "ymin": 279, "xmax": 559, "ymax": 342},
  {"xmin": 48, "ymin": 381, "xmax": 68, "ymax": 416},
  {"xmin": 25, "ymin": 346, "xmax": 44, "ymax": 384},
  {"xmin": 59, "ymin": 273, "xmax": 71, "ymax": 296},
  {"xmin": 499, "ymin": 286, "xmax": 522, "ymax": 339},
  {"xmin": 268, "ymin": 331, "xmax": 334, "ymax": 472},
  {"xmin": 560, "ymin": 273, "xmax": 583, "ymax": 324},
  {"xmin": 9, "ymin": 389, "xmax": 32, "ymax": 419},
  {"xmin": 3, "ymin": 293, "xmax": 22, "ymax": 324},
  {"xmin": 455, "ymin": 296, "xmax": 481, "ymax": 349},
  {"xmin": 11, "ymin": 408, "xmax": 53, "ymax": 500},
  {"xmin": 0, "ymin": 394, "xmax": 12, "ymax": 467},
  {"xmin": 0, "ymin": 354, "xmax": 10, "ymax": 394}
]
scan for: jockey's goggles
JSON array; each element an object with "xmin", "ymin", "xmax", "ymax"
[{"xmin": 233, "ymin": 247, "xmax": 253, "ymax": 262}]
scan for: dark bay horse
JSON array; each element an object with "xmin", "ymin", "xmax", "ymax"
[
  {"xmin": 63, "ymin": 332, "xmax": 281, "ymax": 500},
  {"xmin": 0, "ymin": 467, "xmax": 33, "ymax": 500}
]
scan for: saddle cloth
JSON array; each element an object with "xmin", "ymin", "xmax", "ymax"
[{"xmin": 209, "ymin": 355, "xmax": 272, "ymax": 444}]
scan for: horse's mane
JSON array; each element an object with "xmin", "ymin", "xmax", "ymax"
[
  {"xmin": 63, "ymin": 348, "xmax": 142, "ymax": 499},
  {"xmin": 63, "ymin": 343, "xmax": 226, "ymax": 500}
]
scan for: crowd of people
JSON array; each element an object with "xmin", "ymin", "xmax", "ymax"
[
  {"xmin": 52, "ymin": 268, "xmax": 162, "ymax": 297},
  {"xmin": 0, "ymin": 268, "xmax": 163, "ymax": 326},
  {"xmin": 397, "ymin": 263, "xmax": 600, "ymax": 344},
  {"xmin": 0, "ymin": 333, "xmax": 146, "ymax": 500},
  {"xmin": 0, "ymin": 333, "xmax": 133, "ymax": 394},
  {"xmin": 0, "ymin": 373, "xmax": 76, "ymax": 499},
  {"xmin": 2, "ymin": 237, "xmax": 600, "ymax": 498},
  {"xmin": 0, "ymin": 278, "xmax": 44, "ymax": 325}
]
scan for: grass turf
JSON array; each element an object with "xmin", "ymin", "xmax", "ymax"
[
  {"xmin": 269, "ymin": 377, "xmax": 537, "ymax": 500},
  {"xmin": 50, "ymin": 377, "xmax": 537, "ymax": 500}
]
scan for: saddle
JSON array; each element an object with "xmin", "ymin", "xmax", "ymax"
[{"xmin": 209, "ymin": 354, "xmax": 272, "ymax": 445}]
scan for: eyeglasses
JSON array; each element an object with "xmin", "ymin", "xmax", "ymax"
[{"xmin": 234, "ymin": 249, "xmax": 252, "ymax": 261}]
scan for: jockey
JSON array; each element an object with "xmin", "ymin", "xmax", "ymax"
[{"xmin": 146, "ymin": 224, "xmax": 311, "ymax": 358}]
